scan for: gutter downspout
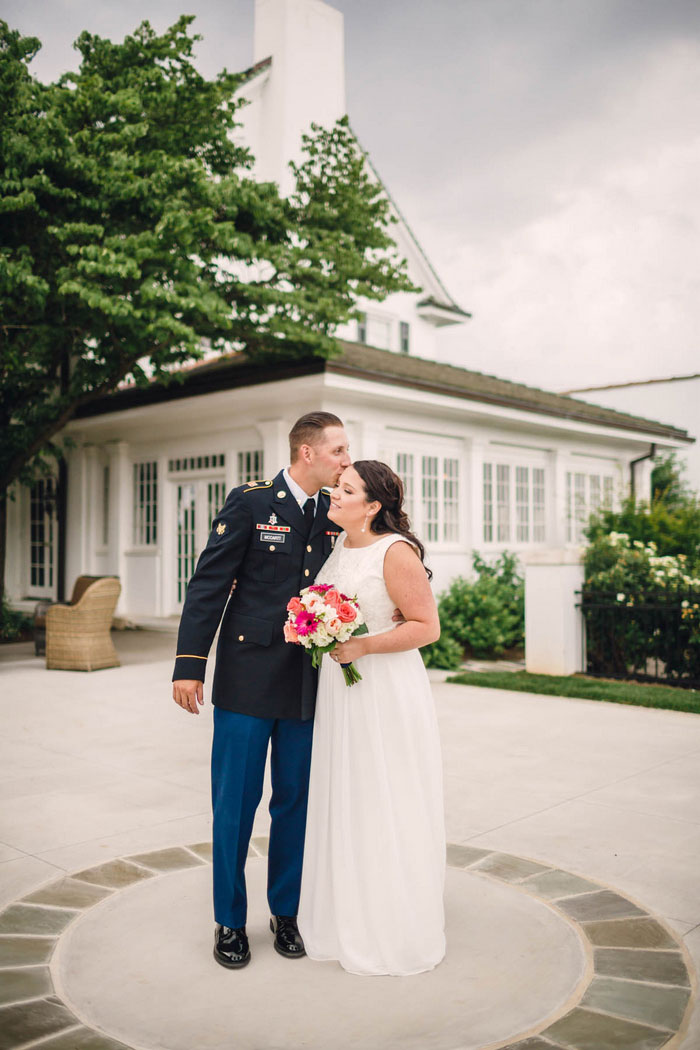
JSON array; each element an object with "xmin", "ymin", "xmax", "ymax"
[{"xmin": 630, "ymin": 443, "xmax": 656, "ymax": 502}]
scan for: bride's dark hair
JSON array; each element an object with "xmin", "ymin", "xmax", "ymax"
[{"xmin": 352, "ymin": 460, "xmax": 432, "ymax": 580}]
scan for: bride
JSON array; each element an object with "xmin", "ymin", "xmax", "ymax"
[{"xmin": 298, "ymin": 460, "xmax": 446, "ymax": 976}]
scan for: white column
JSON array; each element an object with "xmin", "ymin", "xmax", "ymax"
[
  {"xmin": 5, "ymin": 482, "xmax": 24, "ymax": 601},
  {"xmin": 83, "ymin": 445, "xmax": 99, "ymax": 574},
  {"xmin": 467, "ymin": 438, "xmax": 484, "ymax": 555},
  {"xmin": 548, "ymin": 449, "xmax": 568, "ymax": 547},
  {"xmin": 108, "ymin": 441, "xmax": 130, "ymax": 616},
  {"xmin": 65, "ymin": 445, "xmax": 88, "ymax": 589},
  {"xmin": 524, "ymin": 549, "xmax": 584, "ymax": 676},
  {"xmin": 256, "ymin": 418, "xmax": 290, "ymax": 481}
]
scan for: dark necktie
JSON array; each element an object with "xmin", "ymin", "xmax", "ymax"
[{"xmin": 303, "ymin": 497, "xmax": 315, "ymax": 537}]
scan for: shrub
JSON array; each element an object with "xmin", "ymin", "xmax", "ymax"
[
  {"xmin": 0, "ymin": 594, "xmax": 32, "ymax": 642},
  {"xmin": 421, "ymin": 630, "xmax": 464, "ymax": 670},
  {"xmin": 582, "ymin": 532, "xmax": 700, "ymax": 683},
  {"xmin": 422, "ymin": 552, "xmax": 524, "ymax": 668}
]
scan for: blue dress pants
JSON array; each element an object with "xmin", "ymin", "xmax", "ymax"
[{"xmin": 211, "ymin": 707, "xmax": 314, "ymax": 929}]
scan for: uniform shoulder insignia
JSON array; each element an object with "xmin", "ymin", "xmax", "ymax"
[
  {"xmin": 243, "ymin": 479, "xmax": 272, "ymax": 493},
  {"xmin": 216, "ymin": 522, "xmax": 226, "ymax": 535},
  {"xmin": 320, "ymin": 486, "xmax": 333, "ymax": 495}
]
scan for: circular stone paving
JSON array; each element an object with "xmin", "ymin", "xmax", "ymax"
[{"xmin": 0, "ymin": 841, "xmax": 694, "ymax": 1050}]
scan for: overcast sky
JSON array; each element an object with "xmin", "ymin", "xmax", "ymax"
[{"xmin": 5, "ymin": 0, "xmax": 700, "ymax": 391}]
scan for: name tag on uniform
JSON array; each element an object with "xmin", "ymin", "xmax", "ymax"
[{"xmin": 260, "ymin": 531, "xmax": 286, "ymax": 544}]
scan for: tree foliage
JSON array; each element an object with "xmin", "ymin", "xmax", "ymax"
[
  {"xmin": 585, "ymin": 455, "xmax": 700, "ymax": 574},
  {"xmin": 0, "ymin": 16, "xmax": 416, "ymax": 495}
]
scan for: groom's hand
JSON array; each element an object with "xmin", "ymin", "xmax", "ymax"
[
  {"xmin": 173, "ymin": 679, "xmax": 204, "ymax": 715},
  {"xmin": 392, "ymin": 607, "xmax": 405, "ymax": 624}
]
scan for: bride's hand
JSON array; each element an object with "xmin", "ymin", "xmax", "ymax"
[{"xmin": 331, "ymin": 637, "xmax": 367, "ymax": 663}]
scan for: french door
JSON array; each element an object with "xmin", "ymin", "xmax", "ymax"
[{"xmin": 175, "ymin": 477, "xmax": 226, "ymax": 608}]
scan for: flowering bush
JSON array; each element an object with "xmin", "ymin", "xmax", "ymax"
[{"xmin": 583, "ymin": 532, "xmax": 700, "ymax": 684}]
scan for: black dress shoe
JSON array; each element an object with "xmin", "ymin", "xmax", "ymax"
[
  {"xmin": 270, "ymin": 915, "xmax": 306, "ymax": 958},
  {"xmin": 213, "ymin": 924, "xmax": 251, "ymax": 968}
]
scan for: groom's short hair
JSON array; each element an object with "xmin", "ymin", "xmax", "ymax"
[{"xmin": 289, "ymin": 412, "xmax": 344, "ymax": 461}]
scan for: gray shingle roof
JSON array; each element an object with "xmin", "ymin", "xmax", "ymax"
[{"xmin": 76, "ymin": 341, "xmax": 693, "ymax": 443}]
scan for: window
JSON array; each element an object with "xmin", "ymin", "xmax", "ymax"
[
  {"xmin": 102, "ymin": 465, "xmax": 110, "ymax": 546},
  {"xmin": 133, "ymin": 461, "xmax": 158, "ymax": 546},
  {"xmin": 532, "ymin": 468, "xmax": 546, "ymax": 542},
  {"xmin": 396, "ymin": 453, "xmax": 414, "ymax": 521},
  {"xmin": 483, "ymin": 461, "xmax": 547, "ymax": 545},
  {"xmin": 515, "ymin": 466, "xmax": 531, "ymax": 542},
  {"xmin": 208, "ymin": 480, "xmax": 226, "ymax": 525},
  {"xmin": 421, "ymin": 456, "xmax": 439, "ymax": 542},
  {"xmin": 399, "ymin": 321, "xmax": 410, "ymax": 354},
  {"xmin": 443, "ymin": 458, "xmax": 459, "ymax": 541},
  {"xmin": 483, "ymin": 464, "xmax": 493, "ymax": 542},
  {"xmin": 30, "ymin": 478, "xmax": 56, "ymax": 589},
  {"xmin": 237, "ymin": 450, "xmax": 264, "ymax": 484},
  {"xmin": 169, "ymin": 454, "xmax": 225, "ymax": 473},
  {"xmin": 357, "ymin": 313, "xmax": 367, "ymax": 343},
  {"xmin": 496, "ymin": 465, "xmax": 510, "ymax": 542},
  {"xmin": 395, "ymin": 451, "xmax": 460, "ymax": 544},
  {"xmin": 566, "ymin": 470, "xmax": 615, "ymax": 542}
]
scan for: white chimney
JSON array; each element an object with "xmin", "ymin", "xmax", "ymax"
[{"xmin": 241, "ymin": 0, "xmax": 346, "ymax": 195}]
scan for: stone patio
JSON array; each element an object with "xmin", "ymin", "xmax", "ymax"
[{"xmin": 1, "ymin": 631, "xmax": 699, "ymax": 1049}]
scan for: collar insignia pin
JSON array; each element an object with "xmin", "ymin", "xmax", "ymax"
[{"xmin": 277, "ymin": 490, "xmax": 286, "ymax": 499}]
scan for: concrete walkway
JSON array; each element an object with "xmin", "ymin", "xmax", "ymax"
[{"xmin": 1, "ymin": 631, "xmax": 699, "ymax": 1049}]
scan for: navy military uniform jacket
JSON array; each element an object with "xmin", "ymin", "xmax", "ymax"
[{"xmin": 172, "ymin": 470, "xmax": 338, "ymax": 721}]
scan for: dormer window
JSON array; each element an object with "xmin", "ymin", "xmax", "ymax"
[{"xmin": 400, "ymin": 321, "xmax": 410, "ymax": 354}]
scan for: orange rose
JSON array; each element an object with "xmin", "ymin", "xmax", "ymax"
[
  {"xmin": 286, "ymin": 597, "xmax": 304, "ymax": 614},
  {"xmin": 337, "ymin": 602, "xmax": 357, "ymax": 623},
  {"xmin": 284, "ymin": 621, "xmax": 299, "ymax": 643}
]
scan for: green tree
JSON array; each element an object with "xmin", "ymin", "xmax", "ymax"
[
  {"xmin": 651, "ymin": 451, "xmax": 694, "ymax": 507},
  {"xmin": 0, "ymin": 17, "xmax": 416, "ymax": 597},
  {"xmin": 586, "ymin": 455, "xmax": 700, "ymax": 574}
]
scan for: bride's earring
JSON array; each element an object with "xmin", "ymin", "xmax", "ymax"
[{"xmin": 361, "ymin": 512, "xmax": 369, "ymax": 534}]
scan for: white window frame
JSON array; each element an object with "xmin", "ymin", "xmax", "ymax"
[
  {"xmin": 132, "ymin": 461, "xmax": 158, "ymax": 547},
  {"xmin": 482, "ymin": 451, "xmax": 548, "ymax": 547},
  {"xmin": 391, "ymin": 439, "xmax": 463, "ymax": 548},
  {"xmin": 566, "ymin": 467, "xmax": 616, "ymax": 543}
]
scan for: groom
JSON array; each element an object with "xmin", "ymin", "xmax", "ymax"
[{"xmin": 172, "ymin": 412, "xmax": 350, "ymax": 968}]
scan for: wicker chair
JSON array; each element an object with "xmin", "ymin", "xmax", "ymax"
[{"xmin": 45, "ymin": 576, "xmax": 121, "ymax": 671}]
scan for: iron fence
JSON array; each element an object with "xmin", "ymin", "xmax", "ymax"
[{"xmin": 576, "ymin": 589, "xmax": 700, "ymax": 689}]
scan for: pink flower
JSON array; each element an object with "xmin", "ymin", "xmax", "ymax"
[
  {"xmin": 283, "ymin": 621, "xmax": 299, "ymax": 643},
  {"xmin": 309, "ymin": 584, "xmax": 330, "ymax": 593},
  {"xmin": 337, "ymin": 602, "xmax": 357, "ymax": 623},
  {"xmin": 295, "ymin": 610, "xmax": 319, "ymax": 636},
  {"xmin": 324, "ymin": 588, "xmax": 342, "ymax": 610},
  {"xmin": 328, "ymin": 617, "xmax": 342, "ymax": 634},
  {"xmin": 287, "ymin": 596, "xmax": 303, "ymax": 614}
]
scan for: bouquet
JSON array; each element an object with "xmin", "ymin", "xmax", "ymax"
[{"xmin": 284, "ymin": 584, "xmax": 368, "ymax": 686}]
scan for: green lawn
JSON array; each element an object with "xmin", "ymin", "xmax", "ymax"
[{"xmin": 446, "ymin": 670, "xmax": 700, "ymax": 714}]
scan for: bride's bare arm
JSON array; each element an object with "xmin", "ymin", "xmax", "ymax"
[{"xmin": 331, "ymin": 541, "xmax": 440, "ymax": 661}]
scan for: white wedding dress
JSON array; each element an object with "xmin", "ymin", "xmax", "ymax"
[{"xmin": 298, "ymin": 532, "xmax": 446, "ymax": 976}]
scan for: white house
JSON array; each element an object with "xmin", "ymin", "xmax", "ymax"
[
  {"xmin": 5, "ymin": 0, "xmax": 694, "ymax": 621},
  {"xmin": 565, "ymin": 374, "xmax": 700, "ymax": 495}
]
